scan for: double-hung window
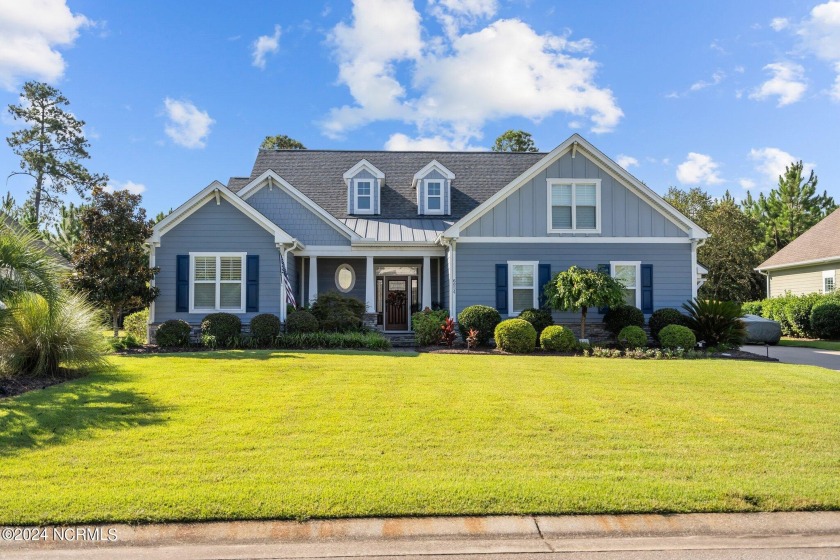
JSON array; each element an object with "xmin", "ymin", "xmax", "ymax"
[
  {"xmin": 508, "ymin": 261, "xmax": 538, "ymax": 314},
  {"xmin": 548, "ymin": 179, "xmax": 601, "ymax": 233},
  {"xmin": 425, "ymin": 180, "xmax": 444, "ymax": 214},
  {"xmin": 190, "ymin": 253, "xmax": 246, "ymax": 313},
  {"xmin": 823, "ymin": 270, "xmax": 836, "ymax": 293},
  {"xmin": 611, "ymin": 261, "xmax": 641, "ymax": 308},
  {"xmin": 354, "ymin": 180, "xmax": 373, "ymax": 214}
]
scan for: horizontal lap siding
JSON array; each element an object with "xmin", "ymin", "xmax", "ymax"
[
  {"xmin": 768, "ymin": 263, "xmax": 839, "ymax": 297},
  {"xmin": 455, "ymin": 242, "xmax": 692, "ymax": 320},
  {"xmin": 155, "ymin": 199, "xmax": 282, "ymax": 323}
]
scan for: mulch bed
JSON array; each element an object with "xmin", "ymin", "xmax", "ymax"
[
  {"xmin": 419, "ymin": 344, "xmax": 778, "ymax": 362},
  {"xmin": 0, "ymin": 371, "xmax": 87, "ymax": 399}
]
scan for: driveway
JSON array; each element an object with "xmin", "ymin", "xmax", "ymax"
[{"xmin": 742, "ymin": 344, "xmax": 840, "ymax": 370}]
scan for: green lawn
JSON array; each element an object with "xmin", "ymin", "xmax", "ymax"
[
  {"xmin": 0, "ymin": 351, "xmax": 838, "ymax": 525},
  {"xmin": 779, "ymin": 338, "xmax": 840, "ymax": 351}
]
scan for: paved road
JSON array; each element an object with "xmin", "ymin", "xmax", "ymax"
[{"xmin": 742, "ymin": 344, "xmax": 840, "ymax": 370}]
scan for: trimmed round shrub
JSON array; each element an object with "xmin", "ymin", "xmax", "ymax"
[
  {"xmin": 603, "ymin": 305, "xmax": 644, "ymax": 336},
  {"xmin": 618, "ymin": 325, "xmax": 647, "ymax": 349},
  {"xmin": 494, "ymin": 318, "xmax": 537, "ymax": 353},
  {"xmin": 457, "ymin": 305, "xmax": 501, "ymax": 346},
  {"xmin": 648, "ymin": 308, "xmax": 686, "ymax": 340},
  {"xmin": 311, "ymin": 292, "xmax": 365, "ymax": 332},
  {"xmin": 659, "ymin": 324, "xmax": 696, "ymax": 349},
  {"xmin": 250, "ymin": 313, "xmax": 281, "ymax": 345},
  {"xmin": 810, "ymin": 302, "xmax": 840, "ymax": 340},
  {"xmin": 155, "ymin": 319, "xmax": 192, "ymax": 348},
  {"xmin": 517, "ymin": 308, "xmax": 554, "ymax": 341},
  {"xmin": 539, "ymin": 325, "xmax": 577, "ymax": 352},
  {"xmin": 200, "ymin": 313, "xmax": 242, "ymax": 347},
  {"xmin": 286, "ymin": 310, "xmax": 319, "ymax": 334},
  {"xmin": 123, "ymin": 308, "xmax": 149, "ymax": 344}
]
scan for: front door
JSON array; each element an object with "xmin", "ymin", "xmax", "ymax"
[{"xmin": 385, "ymin": 277, "xmax": 409, "ymax": 331}]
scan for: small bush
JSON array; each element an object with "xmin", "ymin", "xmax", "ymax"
[
  {"xmin": 517, "ymin": 308, "xmax": 554, "ymax": 341},
  {"xmin": 123, "ymin": 309, "xmax": 149, "ymax": 344},
  {"xmin": 200, "ymin": 313, "xmax": 242, "ymax": 347},
  {"xmin": 741, "ymin": 301, "xmax": 764, "ymax": 316},
  {"xmin": 311, "ymin": 291, "xmax": 366, "ymax": 332},
  {"xmin": 618, "ymin": 325, "xmax": 647, "ymax": 349},
  {"xmin": 682, "ymin": 299, "xmax": 746, "ymax": 347},
  {"xmin": 603, "ymin": 305, "xmax": 645, "ymax": 336},
  {"xmin": 659, "ymin": 324, "xmax": 696, "ymax": 349},
  {"xmin": 457, "ymin": 305, "xmax": 501, "ymax": 346},
  {"xmin": 648, "ymin": 308, "xmax": 686, "ymax": 340},
  {"xmin": 494, "ymin": 318, "xmax": 537, "ymax": 353},
  {"xmin": 273, "ymin": 331, "xmax": 390, "ymax": 350},
  {"xmin": 155, "ymin": 319, "xmax": 192, "ymax": 347},
  {"xmin": 539, "ymin": 325, "xmax": 577, "ymax": 352},
  {"xmin": 285, "ymin": 310, "xmax": 319, "ymax": 334},
  {"xmin": 785, "ymin": 293, "xmax": 821, "ymax": 338},
  {"xmin": 250, "ymin": 313, "xmax": 281, "ymax": 345},
  {"xmin": 412, "ymin": 309, "xmax": 448, "ymax": 346},
  {"xmin": 810, "ymin": 302, "xmax": 840, "ymax": 339}
]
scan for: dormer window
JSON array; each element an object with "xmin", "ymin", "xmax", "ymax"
[
  {"xmin": 344, "ymin": 159, "xmax": 384, "ymax": 215},
  {"xmin": 414, "ymin": 160, "xmax": 454, "ymax": 216}
]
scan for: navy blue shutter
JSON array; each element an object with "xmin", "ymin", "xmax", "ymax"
[
  {"xmin": 641, "ymin": 264, "xmax": 653, "ymax": 314},
  {"xmin": 538, "ymin": 264, "xmax": 551, "ymax": 309},
  {"xmin": 495, "ymin": 264, "xmax": 508, "ymax": 315},
  {"xmin": 176, "ymin": 255, "xmax": 189, "ymax": 312},
  {"xmin": 597, "ymin": 263, "xmax": 610, "ymax": 314},
  {"xmin": 246, "ymin": 255, "xmax": 259, "ymax": 312}
]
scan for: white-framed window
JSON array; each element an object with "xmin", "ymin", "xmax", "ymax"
[
  {"xmin": 354, "ymin": 179, "xmax": 374, "ymax": 214},
  {"xmin": 823, "ymin": 270, "xmax": 835, "ymax": 293},
  {"xmin": 189, "ymin": 252, "xmax": 246, "ymax": 313},
  {"xmin": 611, "ymin": 261, "xmax": 641, "ymax": 308},
  {"xmin": 424, "ymin": 180, "xmax": 444, "ymax": 215},
  {"xmin": 547, "ymin": 179, "xmax": 601, "ymax": 233},
  {"xmin": 508, "ymin": 261, "xmax": 539, "ymax": 314},
  {"xmin": 335, "ymin": 263, "xmax": 356, "ymax": 293}
]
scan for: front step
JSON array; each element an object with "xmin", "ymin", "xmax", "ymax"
[{"xmin": 382, "ymin": 332, "xmax": 418, "ymax": 348}]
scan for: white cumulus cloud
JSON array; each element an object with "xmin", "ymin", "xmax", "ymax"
[
  {"xmin": 749, "ymin": 147, "xmax": 814, "ymax": 185},
  {"xmin": 770, "ymin": 17, "xmax": 790, "ymax": 31},
  {"xmin": 615, "ymin": 154, "xmax": 638, "ymax": 168},
  {"xmin": 163, "ymin": 98, "xmax": 214, "ymax": 149},
  {"xmin": 429, "ymin": 0, "xmax": 497, "ymax": 37},
  {"xmin": 252, "ymin": 25, "xmax": 281, "ymax": 69},
  {"xmin": 739, "ymin": 178, "xmax": 756, "ymax": 189},
  {"xmin": 384, "ymin": 132, "xmax": 480, "ymax": 150},
  {"xmin": 105, "ymin": 180, "xmax": 146, "ymax": 195},
  {"xmin": 749, "ymin": 62, "xmax": 807, "ymax": 106},
  {"xmin": 676, "ymin": 153, "xmax": 723, "ymax": 185},
  {"xmin": 0, "ymin": 0, "xmax": 89, "ymax": 90},
  {"xmin": 323, "ymin": 0, "xmax": 622, "ymax": 148},
  {"xmin": 797, "ymin": 2, "xmax": 840, "ymax": 100}
]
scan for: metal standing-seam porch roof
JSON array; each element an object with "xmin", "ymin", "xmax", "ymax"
[{"xmin": 340, "ymin": 218, "xmax": 453, "ymax": 244}]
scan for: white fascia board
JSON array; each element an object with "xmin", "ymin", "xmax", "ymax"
[
  {"xmin": 237, "ymin": 170, "xmax": 360, "ymax": 241},
  {"xmin": 412, "ymin": 160, "xmax": 455, "ymax": 187},
  {"xmin": 148, "ymin": 181, "xmax": 296, "ymax": 247},
  {"xmin": 455, "ymin": 236, "xmax": 692, "ymax": 244},
  {"xmin": 756, "ymin": 256, "xmax": 840, "ymax": 272},
  {"xmin": 343, "ymin": 159, "xmax": 385, "ymax": 181},
  {"xmin": 295, "ymin": 245, "xmax": 445, "ymax": 257}
]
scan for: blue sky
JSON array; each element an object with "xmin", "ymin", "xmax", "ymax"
[{"xmin": 1, "ymin": 0, "xmax": 839, "ymax": 217}]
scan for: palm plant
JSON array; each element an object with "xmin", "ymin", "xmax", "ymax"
[
  {"xmin": 0, "ymin": 219, "xmax": 62, "ymax": 309},
  {"xmin": 681, "ymin": 298, "xmax": 747, "ymax": 347}
]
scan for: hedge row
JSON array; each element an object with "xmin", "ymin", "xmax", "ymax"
[{"xmin": 743, "ymin": 292, "xmax": 840, "ymax": 339}]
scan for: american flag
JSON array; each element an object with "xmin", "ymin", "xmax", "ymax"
[{"xmin": 280, "ymin": 254, "xmax": 297, "ymax": 307}]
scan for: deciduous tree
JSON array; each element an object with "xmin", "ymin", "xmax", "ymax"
[
  {"xmin": 260, "ymin": 134, "xmax": 306, "ymax": 150},
  {"xmin": 491, "ymin": 130, "xmax": 539, "ymax": 152}
]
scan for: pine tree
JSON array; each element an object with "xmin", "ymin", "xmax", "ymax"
[{"xmin": 491, "ymin": 130, "xmax": 539, "ymax": 152}]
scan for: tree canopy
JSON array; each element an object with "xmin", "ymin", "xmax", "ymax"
[
  {"xmin": 491, "ymin": 130, "xmax": 539, "ymax": 152},
  {"xmin": 260, "ymin": 134, "xmax": 306, "ymax": 150},
  {"xmin": 6, "ymin": 81, "xmax": 107, "ymax": 224},
  {"xmin": 544, "ymin": 266, "xmax": 625, "ymax": 339}
]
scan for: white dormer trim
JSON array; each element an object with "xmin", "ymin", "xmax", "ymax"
[
  {"xmin": 414, "ymin": 160, "xmax": 454, "ymax": 216},
  {"xmin": 412, "ymin": 160, "xmax": 455, "ymax": 187},
  {"xmin": 343, "ymin": 159, "xmax": 385, "ymax": 181},
  {"xmin": 344, "ymin": 159, "xmax": 384, "ymax": 215}
]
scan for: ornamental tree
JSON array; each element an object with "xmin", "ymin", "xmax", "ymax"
[
  {"xmin": 544, "ymin": 266, "xmax": 625, "ymax": 340},
  {"xmin": 69, "ymin": 188, "xmax": 159, "ymax": 337}
]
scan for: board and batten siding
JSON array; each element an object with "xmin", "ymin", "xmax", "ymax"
[
  {"xmin": 461, "ymin": 151, "xmax": 687, "ymax": 238},
  {"xmin": 768, "ymin": 263, "xmax": 840, "ymax": 297},
  {"xmin": 155, "ymin": 198, "xmax": 282, "ymax": 323},
  {"xmin": 455, "ymin": 242, "xmax": 693, "ymax": 320},
  {"xmin": 247, "ymin": 186, "xmax": 350, "ymax": 246}
]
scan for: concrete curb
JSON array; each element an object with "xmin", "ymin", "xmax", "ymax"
[{"xmin": 2, "ymin": 512, "xmax": 838, "ymax": 550}]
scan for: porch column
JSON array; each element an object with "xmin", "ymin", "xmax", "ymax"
[
  {"xmin": 365, "ymin": 256, "xmax": 375, "ymax": 313},
  {"xmin": 422, "ymin": 256, "xmax": 432, "ymax": 310},
  {"xmin": 308, "ymin": 256, "xmax": 318, "ymax": 304}
]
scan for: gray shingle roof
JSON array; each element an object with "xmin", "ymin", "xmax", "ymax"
[
  {"xmin": 242, "ymin": 150, "xmax": 546, "ymax": 220},
  {"xmin": 342, "ymin": 218, "xmax": 452, "ymax": 243},
  {"xmin": 227, "ymin": 177, "xmax": 251, "ymax": 192},
  {"xmin": 758, "ymin": 207, "xmax": 840, "ymax": 269}
]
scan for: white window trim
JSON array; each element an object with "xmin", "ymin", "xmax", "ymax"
[
  {"xmin": 610, "ymin": 261, "xmax": 641, "ymax": 309},
  {"xmin": 508, "ymin": 260, "xmax": 539, "ymax": 315},
  {"xmin": 189, "ymin": 252, "xmax": 247, "ymax": 313},
  {"xmin": 823, "ymin": 270, "xmax": 835, "ymax": 293},
  {"xmin": 424, "ymin": 179, "xmax": 445, "ymax": 215},
  {"xmin": 546, "ymin": 178, "xmax": 602, "ymax": 234},
  {"xmin": 335, "ymin": 263, "xmax": 356, "ymax": 293},
  {"xmin": 353, "ymin": 178, "xmax": 375, "ymax": 215}
]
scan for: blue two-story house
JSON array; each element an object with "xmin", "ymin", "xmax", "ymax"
[{"xmin": 147, "ymin": 134, "xmax": 708, "ymax": 339}]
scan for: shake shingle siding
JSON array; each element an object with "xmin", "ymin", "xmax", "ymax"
[{"xmin": 246, "ymin": 186, "xmax": 350, "ymax": 246}]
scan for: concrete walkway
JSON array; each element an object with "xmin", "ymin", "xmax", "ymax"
[
  {"xmin": 2, "ymin": 512, "xmax": 839, "ymax": 559},
  {"xmin": 742, "ymin": 344, "xmax": 840, "ymax": 370}
]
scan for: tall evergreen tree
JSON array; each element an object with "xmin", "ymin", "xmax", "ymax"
[
  {"xmin": 6, "ymin": 81, "xmax": 107, "ymax": 224},
  {"xmin": 743, "ymin": 161, "xmax": 836, "ymax": 258},
  {"xmin": 491, "ymin": 130, "xmax": 539, "ymax": 152},
  {"xmin": 44, "ymin": 202, "xmax": 85, "ymax": 261}
]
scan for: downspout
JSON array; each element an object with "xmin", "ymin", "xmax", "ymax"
[{"xmin": 756, "ymin": 268, "xmax": 769, "ymax": 299}]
